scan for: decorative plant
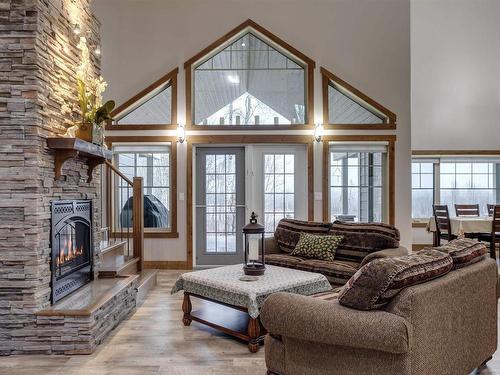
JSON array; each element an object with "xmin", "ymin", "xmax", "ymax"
[{"xmin": 75, "ymin": 37, "xmax": 115, "ymax": 135}]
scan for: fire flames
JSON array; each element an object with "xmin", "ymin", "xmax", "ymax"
[{"xmin": 56, "ymin": 237, "xmax": 84, "ymax": 267}]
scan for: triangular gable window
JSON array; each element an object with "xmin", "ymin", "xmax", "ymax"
[
  {"xmin": 116, "ymin": 85, "xmax": 172, "ymax": 124},
  {"xmin": 328, "ymin": 84, "xmax": 385, "ymax": 124},
  {"xmin": 321, "ymin": 67, "xmax": 396, "ymax": 129},
  {"xmin": 108, "ymin": 68, "xmax": 178, "ymax": 129}
]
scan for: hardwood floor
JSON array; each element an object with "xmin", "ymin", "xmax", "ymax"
[{"xmin": 0, "ymin": 270, "xmax": 498, "ymax": 375}]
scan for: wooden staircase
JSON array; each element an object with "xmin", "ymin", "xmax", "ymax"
[{"xmin": 99, "ymin": 161, "xmax": 159, "ymax": 304}]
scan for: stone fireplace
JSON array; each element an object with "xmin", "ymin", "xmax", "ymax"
[{"xmin": 51, "ymin": 200, "xmax": 93, "ymax": 303}]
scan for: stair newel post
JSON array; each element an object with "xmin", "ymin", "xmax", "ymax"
[{"xmin": 132, "ymin": 176, "xmax": 144, "ymax": 272}]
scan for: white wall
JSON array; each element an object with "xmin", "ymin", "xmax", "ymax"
[
  {"xmin": 94, "ymin": 0, "xmax": 412, "ymax": 261},
  {"xmin": 411, "ymin": 0, "xmax": 500, "ymax": 245},
  {"xmin": 411, "ymin": 0, "xmax": 500, "ymax": 151}
]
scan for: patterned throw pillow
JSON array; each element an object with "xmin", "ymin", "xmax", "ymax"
[
  {"xmin": 433, "ymin": 238, "xmax": 488, "ymax": 269},
  {"xmin": 338, "ymin": 249, "xmax": 453, "ymax": 310},
  {"xmin": 290, "ymin": 233, "xmax": 344, "ymax": 262},
  {"xmin": 274, "ymin": 219, "xmax": 332, "ymax": 253}
]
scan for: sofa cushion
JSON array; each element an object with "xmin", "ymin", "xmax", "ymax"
[
  {"xmin": 338, "ymin": 249, "xmax": 453, "ymax": 310},
  {"xmin": 329, "ymin": 221, "xmax": 400, "ymax": 264},
  {"xmin": 434, "ymin": 238, "xmax": 488, "ymax": 269},
  {"xmin": 296, "ymin": 259, "xmax": 359, "ymax": 285},
  {"xmin": 265, "ymin": 253, "xmax": 305, "ymax": 269},
  {"xmin": 290, "ymin": 233, "xmax": 344, "ymax": 261},
  {"xmin": 274, "ymin": 218, "xmax": 331, "ymax": 253}
]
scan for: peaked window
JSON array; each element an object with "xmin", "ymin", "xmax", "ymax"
[
  {"xmin": 192, "ymin": 31, "xmax": 307, "ymax": 126},
  {"xmin": 321, "ymin": 67, "xmax": 396, "ymax": 129},
  {"xmin": 328, "ymin": 84, "xmax": 384, "ymax": 124},
  {"xmin": 109, "ymin": 67, "xmax": 178, "ymax": 129},
  {"xmin": 116, "ymin": 85, "xmax": 172, "ymax": 124}
]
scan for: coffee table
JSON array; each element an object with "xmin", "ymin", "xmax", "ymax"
[{"xmin": 171, "ymin": 264, "xmax": 332, "ymax": 352}]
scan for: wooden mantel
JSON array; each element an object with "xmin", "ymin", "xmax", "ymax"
[{"xmin": 47, "ymin": 137, "xmax": 113, "ymax": 182}]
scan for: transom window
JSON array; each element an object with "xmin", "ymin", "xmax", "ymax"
[
  {"xmin": 113, "ymin": 144, "xmax": 171, "ymax": 230},
  {"xmin": 193, "ymin": 31, "xmax": 307, "ymax": 126},
  {"xmin": 329, "ymin": 144, "xmax": 387, "ymax": 223},
  {"xmin": 328, "ymin": 84, "xmax": 386, "ymax": 124},
  {"xmin": 264, "ymin": 154, "xmax": 295, "ymax": 235},
  {"xmin": 115, "ymin": 85, "xmax": 172, "ymax": 125},
  {"xmin": 321, "ymin": 67, "xmax": 396, "ymax": 129},
  {"xmin": 109, "ymin": 68, "xmax": 177, "ymax": 129},
  {"xmin": 411, "ymin": 158, "xmax": 500, "ymax": 219}
]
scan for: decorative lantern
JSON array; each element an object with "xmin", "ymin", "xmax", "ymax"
[{"xmin": 242, "ymin": 212, "xmax": 266, "ymax": 276}]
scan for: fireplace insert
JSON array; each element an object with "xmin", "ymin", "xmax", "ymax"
[{"xmin": 51, "ymin": 200, "xmax": 93, "ymax": 303}]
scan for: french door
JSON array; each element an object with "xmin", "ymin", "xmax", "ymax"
[
  {"xmin": 195, "ymin": 147, "xmax": 246, "ymax": 266},
  {"xmin": 249, "ymin": 145, "xmax": 308, "ymax": 236},
  {"xmin": 194, "ymin": 145, "xmax": 308, "ymax": 267}
]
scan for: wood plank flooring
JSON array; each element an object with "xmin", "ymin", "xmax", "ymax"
[{"xmin": 0, "ymin": 270, "xmax": 498, "ymax": 375}]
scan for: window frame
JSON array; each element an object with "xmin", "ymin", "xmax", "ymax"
[
  {"xmin": 105, "ymin": 136, "xmax": 178, "ymax": 238},
  {"xmin": 322, "ymin": 135, "xmax": 396, "ymax": 225},
  {"xmin": 184, "ymin": 19, "xmax": 315, "ymax": 130},
  {"xmin": 321, "ymin": 67, "xmax": 397, "ymax": 130},
  {"xmin": 411, "ymin": 155, "xmax": 500, "ymax": 224},
  {"xmin": 106, "ymin": 68, "xmax": 178, "ymax": 131}
]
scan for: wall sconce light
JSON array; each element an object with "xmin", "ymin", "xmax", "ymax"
[
  {"xmin": 314, "ymin": 123, "xmax": 324, "ymax": 142},
  {"xmin": 177, "ymin": 124, "xmax": 186, "ymax": 143},
  {"xmin": 72, "ymin": 23, "xmax": 81, "ymax": 35}
]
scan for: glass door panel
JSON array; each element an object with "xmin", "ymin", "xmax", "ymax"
[{"xmin": 195, "ymin": 147, "xmax": 245, "ymax": 265}]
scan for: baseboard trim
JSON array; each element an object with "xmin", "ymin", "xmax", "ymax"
[
  {"xmin": 144, "ymin": 261, "xmax": 188, "ymax": 270},
  {"xmin": 412, "ymin": 244, "xmax": 432, "ymax": 252}
]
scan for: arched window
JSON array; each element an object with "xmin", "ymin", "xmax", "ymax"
[
  {"xmin": 185, "ymin": 20, "xmax": 315, "ymax": 129},
  {"xmin": 321, "ymin": 67, "xmax": 396, "ymax": 130}
]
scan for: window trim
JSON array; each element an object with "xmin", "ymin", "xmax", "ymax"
[
  {"xmin": 322, "ymin": 135, "xmax": 396, "ymax": 225},
  {"xmin": 321, "ymin": 67, "xmax": 397, "ymax": 130},
  {"xmin": 411, "ymin": 153, "xmax": 500, "ymax": 225},
  {"xmin": 105, "ymin": 68, "xmax": 178, "ymax": 131},
  {"xmin": 184, "ymin": 19, "xmax": 315, "ymax": 130},
  {"xmin": 105, "ymin": 136, "xmax": 178, "ymax": 238}
]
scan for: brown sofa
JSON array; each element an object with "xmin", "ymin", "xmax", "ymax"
[
  {"xmin": 265, "ymin": 219, "xmax": 408, "ymax": 285},
  {"xmin": 261, "ymin": 257, "xmax": 498, "ymax": 375}
]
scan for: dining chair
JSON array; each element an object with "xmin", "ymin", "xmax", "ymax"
[
  {"xmin": 479, "ymin": 205, "xmax": 500, "ymax": 260},
  {"xmin": 433, "ymin": 205, "xmax": 457, "ymax": 246},
  {"xmin": 487, "ymin": 204, "xmax": 495, "ymax": 217},
  {"xmin": 455, "ymin": 204, "xmax": 480, "ymax": 217}
]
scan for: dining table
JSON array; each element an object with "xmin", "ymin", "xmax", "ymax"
[{"xmin": 426, "ymin": 216, "xmax": 493, "ymax": 246}]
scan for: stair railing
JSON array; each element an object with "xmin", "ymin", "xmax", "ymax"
[{"xmin": 105, "ymin": 160, "xmax": 144, "ymax": 271}]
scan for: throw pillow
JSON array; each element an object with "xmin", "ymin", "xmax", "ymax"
[
  {"xmin": 290, "ymin": 233, "xmax": 343, "ymax": 262},
  {"xmin": 330, "ymin": 221, "xmax": 400, "ymax": 264},
  {"xmin": 338, "ymin": 249, "xmax": 453, "ymax": 310},
  {"xmin": 274, "ymin": 219, "xmax": 331, "ymax": 253},
  {"xmin": 433, "ymin": 238, "xmax": 487, "ymax": 269}
]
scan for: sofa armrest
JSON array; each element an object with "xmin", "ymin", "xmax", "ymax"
[
  {"xmin": 261, "ymin": 292, "xmax": 410, "ymax": 354},
  {"xmin": 264, "ymin": 237, "xmax": 281, "ymax": 254},
  {"xmin": 360, "ymin": 246, "xmax": 409, "ymax": 267}
]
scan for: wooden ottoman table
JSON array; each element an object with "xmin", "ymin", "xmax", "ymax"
[{"xmin": 171, "ymin": 264, "xmax": 332, "ymax": 352}]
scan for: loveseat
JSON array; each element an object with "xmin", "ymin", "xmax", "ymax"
[
  {"xmin": 261, "ymin": 256, "xmax": 498, "ymax": 375},
  {"xmin": 264, "ymin": 219, "xmax": 408, "ymax": 285}
]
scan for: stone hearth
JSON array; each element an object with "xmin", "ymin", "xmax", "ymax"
[{"xmin": 0, "ymin": 0, "xmax": 138, "ymax": 355}]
